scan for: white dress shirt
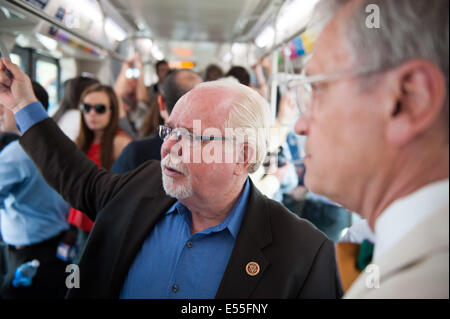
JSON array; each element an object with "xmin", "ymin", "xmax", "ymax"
[
  {"xmin": 339, "ymin": 219, "xmax": 375, "ymax": 244},
  {"xmin": 57, "ymin": 109, "xmax": 80, "ymax": 141},
  {"xmin": 373, "ymin": 179, "xmax": 449, "ymax": 262}
]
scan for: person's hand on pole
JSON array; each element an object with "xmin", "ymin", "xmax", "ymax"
[
  {"xmin": 0, "ymin": 58, "xmax": 37, "ymax": 113},
  {"xmin": 135, "ymin": 53, "xmax": 150, "ymax": 103},
  {"xmin": 114, "ymin": 56, "xmax": 134, "ymax": 98}
]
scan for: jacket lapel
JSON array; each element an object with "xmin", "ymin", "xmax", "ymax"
[
  {"xmin": 106, "ymin": 177, "xmax": 273, "ymax": 298},
  {"xmin": 378, "ymin": 205, "xmax": 448, "ymax": 277},
  {"xmin": 215, "ymin": 182, "xmax": 272, "ymax": 298},
  {"xmin": 345, "ymin": 204, "xmax": 449, "ymax": 298}
]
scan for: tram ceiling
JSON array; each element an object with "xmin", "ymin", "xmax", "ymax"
[
  {"xmin": 108, "ymin": 0, "xmax": 279, "ymax": 66},
  {"xmin": 110, "ymin": 0, "xmax": 274, "ymax": 42}
]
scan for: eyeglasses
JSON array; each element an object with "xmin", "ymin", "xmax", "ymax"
[
  {"xmin": 79, "ymin": 103, "xmax": 109, "ymax": 114},
  {"xmin": 158, "ymin": 125, "xmax": 230, "ymax": 145},
  {"xmin": 287, "ymin": 67, "xmax": 381, "ymax": 118}
]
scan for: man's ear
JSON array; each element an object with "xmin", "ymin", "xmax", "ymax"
[
  {"xmin": 386, "ymin": 60, "xmax": 447, "ymax": 145},
  {"xmin": 158, "ymin": 94, "xmax": 166, "ymax": 112},
  {"xmin": 234, "ymin": 142, "xmax": 255, "ymax": 175},
  {"xmin": 158, "ymin": 95, "xmax": 169, "ymax": 122}
]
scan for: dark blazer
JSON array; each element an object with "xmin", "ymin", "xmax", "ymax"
[
  {"xmin": 111, "ymin": 136, "xmax": 163, "ymax": 174},
  {"xmin": 20, "ymin": 119, "xmax": 342, "ymax": 299}
]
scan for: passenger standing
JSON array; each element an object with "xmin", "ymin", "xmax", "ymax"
[
  {"xmin": 52, "ymin": 75, "xmax": 100, "ymax": 141},
  {"xmin": 67, "ymin": 84, "xmax": 132, "ymax": 255},
  {"xmin": 149, "ymin": 60, "xmax": 170, "ymax": 99},
  {"xmin": 0, "ymin": 81, "xmax": 70, "ymax": 299},
  {"xmin": 204, "ymin": 64, "xmax": 224, "ymax": 82},
  {"xmin": 226, "ymin": 66, "xmax": 251, "ymax": 86},
  {"xmin": 114, "ymin": 55, "xmax": 161, "ymax": 135},
  {"xmin": 296, "ymin": 0, "xmax": 448, "ymax": 298}
]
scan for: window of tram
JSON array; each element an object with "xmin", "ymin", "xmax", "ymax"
[{"xmin": 35, "ymin": 59, "xmax": 59, "ymax": 115}]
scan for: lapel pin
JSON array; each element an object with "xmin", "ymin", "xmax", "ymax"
[{"xmin": 246, "ymin": 262, "xmax": 260, "ymax": 276}]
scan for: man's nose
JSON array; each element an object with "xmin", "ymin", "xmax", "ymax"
[
  {"xmin": 294, "ymin": 117, "xmax": 310, "ymax": 136},
  {"xmin": 161, "ymin": 134, "xmax": 183, "ymax": 158}
]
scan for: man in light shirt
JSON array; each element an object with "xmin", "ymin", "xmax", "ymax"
[
  {"xmin": 294, "ymin": 0, "xmax": 448, "ymax": 298},
  {"xmin": 0, "ymin": 81, "xmax": 70, "ymax": 298}
]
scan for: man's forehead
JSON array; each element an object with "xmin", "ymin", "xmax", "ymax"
[
  {"xmin": 168, "ymin": 86, "xmax": 233, "ymax": 129},
  {"xmin": 307, "ymin": 3, "xmax": 356, "ymax": 75}
]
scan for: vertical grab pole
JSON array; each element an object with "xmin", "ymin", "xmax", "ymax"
[
  {"xmin": 270, "ymin": 49, "xmax": 279, "ymax": 124},
  {"xmin": 0, "ymin": 38, "xmax": 13, "ymax": 79}
]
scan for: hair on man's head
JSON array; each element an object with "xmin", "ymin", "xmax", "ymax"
[
  {"xmin": 31, "ymin": 81, "xmax": 49, "ymax": 111},
  {"xmin": 160, "ymin": 69, "xmax": 201, "ymax": 115}
]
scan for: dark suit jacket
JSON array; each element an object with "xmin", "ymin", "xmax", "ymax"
[
  {"xmin": 111, "ymin": 136, "xmax": 163, "ymax": 174},
  {"xmin": 20, "ymin": 119, "xmax": 342, "ymax": 299}
]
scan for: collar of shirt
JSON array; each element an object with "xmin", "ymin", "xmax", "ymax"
[
  {"xmin": 373, "ymin": 178, "xmax": 449, "ymax": 262},
  {"xmin": 165, "ymin": 178, "xmax": 251, "ymax": 239},
  {"xmin": 339, "ymin": 219, "xmax": 375, "ymax": 244}
]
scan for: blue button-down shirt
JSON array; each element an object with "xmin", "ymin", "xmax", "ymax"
[
  {"xmin": 120, "ymin": 179, "xmax": 251, "ymax": 299},
  {"xmin": 0, "ymin": 140, "xmax": 70, "ymax": 246},
  {"xmin": 1, "ymin": 102, "xmax": 69, "ymax": 245},
  {"xmin": 13, "ymin": 102, "xmax": 251, "ymax": 298},
  {"xmin": 14, "ymin": 101, "xmax": 49, "ymax": 134}
]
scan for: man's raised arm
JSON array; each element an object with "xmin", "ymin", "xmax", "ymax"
[{"xmin": 0, "ymin": 57, "xmax": 125, "ymax": 221}]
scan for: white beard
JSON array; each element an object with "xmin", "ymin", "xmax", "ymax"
[
  {"xmin": 161, "ymin": 156, "xmax": 194, "ymax": 200},
  {"xmin": 161, "ymin": 174, "xmax": 194, "ymax": 199}
]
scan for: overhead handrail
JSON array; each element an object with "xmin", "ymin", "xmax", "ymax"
[
  {"xmin": 259, "ymin": 26, "xmax": 307, "ymax": 61},
  {"xmin": 0, "ymin": 37, "xmax": 10, "ymax": 59},
  {"xmin": 5, "ymin": 0, "xmax": 127, "ymax": 62}
]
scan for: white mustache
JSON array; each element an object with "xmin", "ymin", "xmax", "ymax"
[{"xmin": 161, "ymin": 155, "xmax": 188, "ymax": 175}]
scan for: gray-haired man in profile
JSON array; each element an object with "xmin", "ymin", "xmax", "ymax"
[{"xmin": 295, "ymin": 0, "xmax": 448, "ymax": 298}]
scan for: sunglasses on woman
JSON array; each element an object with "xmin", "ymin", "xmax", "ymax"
[{"xmin": 79, "ymin": 103, "xmax": 109, "ymax": 114}]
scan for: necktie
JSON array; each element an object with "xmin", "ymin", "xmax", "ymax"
[{"xmin": 335, "ymin": 240, "xmax": 374, "ymax": 292}]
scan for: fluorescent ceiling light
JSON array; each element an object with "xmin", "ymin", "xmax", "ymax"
[
  {"xmin": 16, "ymin": 34, "xmax": 30, "ymax": 48},
  {"xmin": 36, "ymin": 34, "xmax": 58, "ymax": 51},
  {"xmin": 137, "ymin": 22, "xmax": 146, "ymax": 31},
  {"xmin": 0, "ymin": 6, "xmax": 11, "ymax": 19},
  {"xmin": 139, "ymin": 38, "xmax": 153, "ymax": 52},
  {"xmin": 223, "ymin": 52, "xmax": 232, "ymax": 63},
  {"xmin": 76, "ymin": 0, "xmax": 103, "ymax": 22},
  {"xmin": 255, "ymin": 25, "xmax": 275, "ymax": 48},
  {"xmin": 105, "ymin": 17, "xmax": 126, "ymax": 42},
  {"xmin": 231, "ymin": 43, "xmax": 247, "ymax": 55},
  {"xmin": 152, "ymin": 44, "xmax": 164, "ymax": 60},
  {"xmin": 276, "ymin": 0, "xmax": 319, "ymax": 36}
]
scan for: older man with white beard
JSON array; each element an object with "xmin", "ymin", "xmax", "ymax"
[{"xmin": 0, "ymin": 59, "xmax": 342, "ymax": 299}]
